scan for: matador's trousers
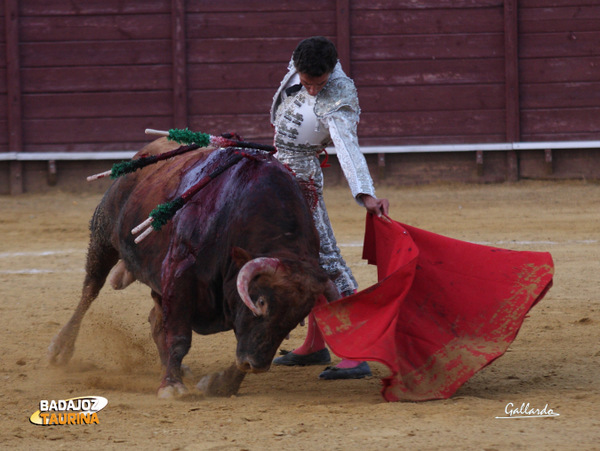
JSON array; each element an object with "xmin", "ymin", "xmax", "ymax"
[{"xmin": 275, "ymin": 149, "xmax": 358, "ymax": 296}]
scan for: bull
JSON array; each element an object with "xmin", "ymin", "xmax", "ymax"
[{"xmin": 48, "ymin": 138, "xmax": 335, "ymax": 398}]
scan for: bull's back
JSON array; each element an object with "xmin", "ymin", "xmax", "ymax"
[
  {"xmin": 92, "ymin": 140, "xmax": 316, "ymax": 292},
  {"xmin": 93, "ymin": 139, "xmax": 212, "ymax": 288}
]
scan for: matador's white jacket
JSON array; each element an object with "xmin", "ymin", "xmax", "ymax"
[{"xmin": 270, "ymin": 58, "xmax": 376, "ymax": 203}]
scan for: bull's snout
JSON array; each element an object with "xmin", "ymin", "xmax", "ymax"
[{"xmin": 236, "ymin": 357, "xmax": 271, "ymax": 374}]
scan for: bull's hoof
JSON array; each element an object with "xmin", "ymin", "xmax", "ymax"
[
  {"xmin": 157, "ymin": 382, "xmax": 188, "ymax": 399},
  {"xmin": 196, "ymin": 364, "xmax": 246, "ymax": 397},
  {"xmin": 181, "ymin": 364, "xmax": 194, "ymax": 379},
  {"xmin": 47, "ymin": 334, "xmax": 75, "ymax": 366},
  {"xmin": 196, "ymin": 373, "xmax": 237, "ymax": 397}
]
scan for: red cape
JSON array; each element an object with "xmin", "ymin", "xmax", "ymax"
[{"xmin": 313, "ymin": 215, "xmax": 554, "ymax": 402}]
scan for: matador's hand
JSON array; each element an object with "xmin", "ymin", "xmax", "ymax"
[{"xmin": 359, "ymin": 194, "xmax": 390, "ymax": 218}]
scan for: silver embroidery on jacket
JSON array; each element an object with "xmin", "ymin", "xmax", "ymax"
[{"xmin": 271, "ymin": 59, "xmax": 377, "ymax": 294}]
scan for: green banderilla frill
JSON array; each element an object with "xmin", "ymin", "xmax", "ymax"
[
  {"xmin": 149, "ymin": 197, "xmax": 186, "ymax": 231},
  {"xmin": 107, "ymin": 144, "xmax": 200, "ymax": 180},
  {"xmin": 167, "ymin": 128, "xmax": 211, "ymax": 147},
  {"xmin": 110, "ymin": 158, "xmax": 155, "ymax": 179}
]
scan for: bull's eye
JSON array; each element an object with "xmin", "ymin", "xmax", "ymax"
[{"xmin": 256, "ymin": 297, "xmax": 266, "ymax": 308}]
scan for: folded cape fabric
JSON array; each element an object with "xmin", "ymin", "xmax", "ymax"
[{"xmin": 313, "ymin": 215, "xmax": 554, "ymax": 402}]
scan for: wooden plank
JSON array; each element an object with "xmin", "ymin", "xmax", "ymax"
[
  {"xmin": 0, "ymin": 45, "xmax": 6, "ymax": 68},
  {"xmin": 188, "ymin": 89, "xmax": 274, "ymax": 115},
  {"xmin": 504, "ymin": 0, "xmax": 520, "ymax": 181},
  {"xmin": 189, "ymin": 63, "xmax": 289, "ymax": 89},
  {"xmin": 171, "ymin": 0, "xmax": 187, "ymax": 128},
  {"xmin": 19, "ymin": 14, "xmax": 171, "ymax": 42},
  {"xmin": 20, "ymin": 40, "xmax": 171, "ymax": 67},
  {"xmin": 352, "ymin": 34, "xmax": 504, "ymax": 60},
  {"xmin": 359, "ymin": 110, "xmax": 506, "ymax": 139},
  {"xmin": 186, "ymin": 11, "xmax": 335, "ymax": 38},
  {"xmin": 520, "ymin": 0, "xmax": 597, "ymax": 7},
  {"xmin": 353, "ymin": 59, "xmax": 505, "ymax": 86},
  {"xmin": 0, "ymin": 119, "xmax": 7, "ymax": 151},
  {"xmin": 186, "ymin": 1, "xmax": 334, "ymax": 13},
  {"xmin": 358, "ymin": 84, "xmax": 505, "ymax": 112},
  {"xmin": 18, "ymin": 1, "xmax": 170, "ymax": 16},
  {"xmin": 5, "ymin": 0, "xmax": 23, "ymax": 194},
  {"xmin": 520, "ymin": 31, "xmax": 600, "ymax": 58},
  {"xmin": 520, "ymin": 131, "xmax": 600, "ymax": 143},
  {"xmin": 188, "ymin": 114, "xmax": 275, "ymax": 141},
  {"xmin": 521, "ymin": 108, "xmax": 600, "ymax": 135},
  {"xmin": 23, "ymin": 117, "xmax": 174, "ymax": 144},
  {"xmin": 23, "ymin": 63, "xmax": 281, "ymax": 93},
  {"xmin": 357, "ymin": 134, "xmax": 508, "ymax": 147},
  {"xmin": 21, "ymin": 66, "xmax": 172, "ymax": 92},
  {"xmin": 521, "ymin": 82, "xmax": 600, "ymax": 109},
  {"xmin": 352, "ymin": 8, "xmax": 503, "ymax": 35},
  {"xmin": 336, "ymin": 0, "xmax": 351, "ymax": 73},
  {"xmin": 22, "ymin": 142, "xmax": 156, "ymax": 153},
  {"xmin": 0, "ymin": 95, "xmax": 6, "ymax": 121},
  {"xmin": 187, "ymin": 38, "xmax": 308, "ymax": 64},
  {"xmin": 520, "ymin": 6, "xmax": 600, "ymax": 33},
  {"xmin": 22, "ymin": 92, "xmax": 172, "ymax": 118},
  {"xmin": 520, "ymin": 57, "xmax": 600, "ymax": 84},
  {"xmin": 352, "ymin": 0, "xmax": 502, "ymax": 9}
]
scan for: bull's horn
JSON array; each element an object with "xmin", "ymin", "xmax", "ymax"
[{"xmin": 236, "ymin": 257, "xmax": 280, "ymax": 316}]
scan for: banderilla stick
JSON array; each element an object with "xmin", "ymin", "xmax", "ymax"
[
  {"xmin": 145, "ymin": 128, "xmax": 276, "ymax": 153},
  {"xmin": 86, "ymin": 143, "xmax": 201, "ymax": 182},
  {"xmin": 131, "ymin": 152, "xmax": 245, "ymax": 244},
  {"xmin": 87, "ymin": 128, "xmax": 275, "ymax": 182}
]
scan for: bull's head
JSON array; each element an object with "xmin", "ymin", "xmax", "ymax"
[
  {"xmin": 236, "ymin": 256, "xmax": 280, "ymax": 316},
  {"xmin": 231, "ymin": 248, "xmax": 330, "ymax": 373}
]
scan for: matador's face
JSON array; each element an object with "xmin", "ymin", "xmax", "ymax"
[{"xmin": 298, "ymin": 72, "xmax": 331, "ymax": 97}]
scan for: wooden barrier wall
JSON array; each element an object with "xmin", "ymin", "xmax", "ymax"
[{"xmin": 1, "ymin": 0, "xmax": 599, "ymax": 193}]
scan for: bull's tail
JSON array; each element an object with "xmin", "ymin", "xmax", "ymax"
[{"xmin": 48, "ymin": 233, "xmax": 119, "ymax": 366}]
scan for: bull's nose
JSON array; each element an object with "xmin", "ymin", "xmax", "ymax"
[
  {"xmin": 237, "ymin": 358, "xmax": 270, "ymax": 374},
  {"xmin": 238, "ymin": 360, "xmax": 252, "ymax": 372}
]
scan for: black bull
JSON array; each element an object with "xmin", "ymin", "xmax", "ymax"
[{"xmin": 48, "ymin": 139, "xmax": 336, "ymax": 398}]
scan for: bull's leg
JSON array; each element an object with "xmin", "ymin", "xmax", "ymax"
[
  {"xmin": 196, "ymin": 363, "xmax": 247, "ymax": 397},
  {"xmin": 148, "ymin": 291, "xmax": 194, "ymax": 380},
  {"xmin": 148, "ymin": 290, "xmax": 168, "ymax": 367},
  {"xmin": 156, "ymin": 280, "xmax": 193, "ymax": 399},
  {"xmin": 48, "ymin": 239, "xmax": 118, "ymax": 366}
]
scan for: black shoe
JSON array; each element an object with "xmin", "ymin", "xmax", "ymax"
[
  {"xmin": 319, "ymin": 362, "xmax": 372, "ymax": 380},
  {"xmin": 273, "ymin": 348, "xmax": 331, "ymax": 366}
]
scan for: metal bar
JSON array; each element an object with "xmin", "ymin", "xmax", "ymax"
[
  {"xmin": 476, "ymin": 150, "xmax": 484, "ymax": 177},
  {"xmin": 544, "ymin": 149, "xmax": 553, "ymax": 175},
  {"xmin": 0, "ymin": 152, "xmax": 137, "ymax": 161},
  {"xmin": 1, "ymin": 141, "xmax": 599, "ymax": 161},
  {"xmin": 333, "ymin": 143, "xmax": 514, "ymax": 154},
  {"xmin": 377, "ymin": 152, "xmax": 386, "ymax": 181}
]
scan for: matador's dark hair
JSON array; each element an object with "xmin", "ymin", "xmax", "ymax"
[{"xmin": 292, "ymin": 36, "xmax": 338, "ymax": 77}]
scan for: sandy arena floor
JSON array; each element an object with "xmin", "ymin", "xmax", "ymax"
[{"xmin": 0, "ymin": 180, "xmax": 599, "ymax": 450}]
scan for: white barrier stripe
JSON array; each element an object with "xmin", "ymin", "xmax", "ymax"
[
  {"xmin": 0, "ymin": 269, "xmax": 85, "ymax": 274},
  {"xmin": 339, "ymin": 239, "xmax": 598, "ymax": 247},
  {"xmin": 0, "ymin": 249, "xmax": 85, "ymax": 258}
]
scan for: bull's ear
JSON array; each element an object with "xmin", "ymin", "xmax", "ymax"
[{"xmin": 231, "ymin": 247, "xmax": 252, "ymax": 269}]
